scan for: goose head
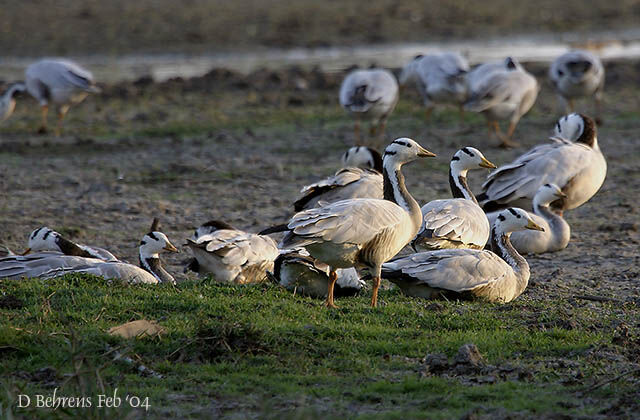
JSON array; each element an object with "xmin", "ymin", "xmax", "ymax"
[
  {"xmin": 24, "ymin": 227, "xmax": 60, "ymax": 254},
  {"xmin": 4, "ymin": 82, "xmax": 26, "ymax": 99},
  {"xmin": 494, "ymin": 208, "xmax": 544, "ymax": 235},
  {"xmin": 504, "ymin": 57, "xmax": 521, "ymax": 71},
  {"xmin": 383, "ymin": 138, "xmax": 436, "ymax": 168},
  {"xmin": 533, "ymin": 183, "xmax": 566, "ymax": 208},
  {"xmin": 139, "ymin": 231, "xmax": 179, "ymax": 260},
  {"xmin": 553, "ymin": 113, "xmax": 597, "ymax": 146},
  {"xmin": 341, "ymin": 146, "xmax": 383, "ymax": 172},
  {"xmin": 191, "ymin": 220, "xmax": 235, "ymax": 240},
  {"xmin": 450, "ymin": 147, "xmax": 496, "ymax": 177}
]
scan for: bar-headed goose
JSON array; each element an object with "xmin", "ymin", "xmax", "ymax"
[
  {"xmin": 23, "ymin": 227, "xmax": 119, "ymax": 262},
  {"xmin": 478, "ymin": 113, "xmax": 606, "ymax": 214},
  {"xmin": 466, "ymin": 57, "xmax": 517, "ymax": 96},
  {"xmin": 1, "ymin": 82, "xmax": 26, "ymax": 122},
  {"xmin": 399, "ymin": 53, "xmax": 469, "ymax": 118},
  {"xmin": 0, "ymin": 231, "xmax": 178, "ymax": 284},
  {"xmin": 382, "ymin": 208, "xmax": 543, "ymax": 303},
  {"xmin": 339, "ymin": 69, "xmax": 399, "ymax": 145},
  {"xmin": 487, "ymin": 183, "xmax": 570, "ymax": 254},
  {"xmin": 412, "ymin": 147, "xmax": 496, "ymax": 251},
  {"xmin": 464, "ymin": 58, "xmax": 539, "ymax": 147},
  {"xmin": 25, "ymin": 59, "xmax": 101, "ymax": 135},
  {"xmin": 270, "ymin": 250, "xmax": 364, "ymax": 299},
  {"xmin": 185, "ymin": 220, "xmax": 279, "ymax": 284},
  {"xmin": 549, "ymin": 50, "xmax": 604, "ymax": 123},
  {"xmin": 280, "ymin": 138, "xmax": 436, "ymax": 308}
]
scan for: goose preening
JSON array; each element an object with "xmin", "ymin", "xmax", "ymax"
[
  {"xmin": 478, "ymin": 113, "xmax": 606, "ymax": 214},
  {"xmin": 549, "ymin": 50, "xmax": 604, "ymax": 123},
  {"xmin": 0, "ymin": 82, "xmax": 26, "ymax": 122},
  {"xmin": 399, "ymin": 53, "xmax": 469, "ymax": 118},
  {"xmin": 486, "ymin": 183, "xmax": 570, "ymax": 255},
  {"xmin": 271, "ymin": 250, "xmax": 365, "ymax": 298},
  {"xmin": 25, "ymin": 59, "xmax": 101, "ymax": 135},
  {"xmin": 464, "ymin": 57, "xmax": 539, "ymax": 148},
  {"xmin": 0, "ymin": 231, "xmax": 178, "ymax": 284},
  {"xmin": 185, "ymin": 220, "xmax": 279, "ymax": 284},
  {"xmin": 23, "ymin": 227, "xmax": 119, "ymax": 262},
  {"xmin": 382, "ymin": 208, "xmax": 543, "ymax": 303},
  {"xmin": 339, "ymin": 69, "xmax": 399, "ymax": 145},
  {"xmin": 412, "ymin": 147, "xmax": 496, "ymax": 251},
  {"xmin": 280, "ymin": 138, "xmax": 436, "ymax": 308}
]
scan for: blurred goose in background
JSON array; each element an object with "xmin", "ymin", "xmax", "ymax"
[
  {"xmin": 486, "ymin": 183, "xmax": 570, "ymax": 254},
  {"xmin": 280, "ymin": 138, "xmax": 436, "ymax": 308},
  {"xmin": 399, "ymin": 52, "xmax": 470, "ymax": 118},
  {"xmin": 339, "ymin": 69, "xmax": 399, "ymax": 145},
  {"xmin": 0, "ymin": 82, "xmax": 26, "ymax": 122},
  {"xmin": 466, "ymin": 57, "xmax": 518, "ymax": 94},
  {"xmin": 25, "ymin": 59, "xmax": 101, "ymax": 136},
  {"xmin": 185, "ymin": 220, "xmax": 279, "ymax": 284},
  {"xmin": 412, "ymin": 147, "xmax": 496, "ymax": 251},
  {"xmin": 464, "ymin": 57, "xmax": 538, "ymax": 147},
  {"xmin": 270, "ymin": 249, "xmax": 365, "ymax": 298},
  {"xmin": 0, "ymin": 231, "xmax": 178, "ymax": 284},
  {"xmin": 23, "ymin": 227, "xmax": 119, "ymax": 262},
  {"xmin": 382, "ymin": 208, "xmax": 543, "ymax": 303},
  {"xmin": 549, "ymin": 50, "xmax": 604, "ymax": 123},
  {"xmin": 478, "ymin": 113, "xmax": 606, "ymax": 214}
]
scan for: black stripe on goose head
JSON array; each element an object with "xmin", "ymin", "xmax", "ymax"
[
  {"xmin": 506, "ymin": 57, "xmax": 516, "ymax": 70},
  {"xmin": 392, "ymin": 139, "xmax": 410, "ymax": 147},
  {"xmin": 507, "ymin": 208, "xmax": 522, "ymax": 218},
  {"xmin": 461, "ymin": 147, "xmax": 475, "ymax": 157},
  {"xmin": 497, "ymin": 214, "xmax": 506, "ymax": 222},
  {"xmin": 575, "ymin": 114, "xmax": 597, "ymax": 147},
  {"xmin": 31, "ymin": 227, "xmax": 45, "ymax": 240},
  {"xmin": 413, "ymin": 54, "xmax": 424, "ymax": 61}
]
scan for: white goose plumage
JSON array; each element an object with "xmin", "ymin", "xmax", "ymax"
[
  {"xmin": 25, "ymin": 59, "xmax": 101, "ymax": 135},
  {"xmin": 412, "ymin": 147, "xmax": 496, "ymax": 251},
  {"xmin": 185, "ymin": 220, "xmax": 279, "ymax": 284},
  {"xmin": 24, "ymin": 227, "xmax": 119, "ymax": 262},
  {"xmin": 0, "ymin": 82, "xmax": 26, "ymax": 122},
  {"xmin": 399, "ymin": 52, "xmax": 469, "ymax": 117},
  {"xmin": 466, "ymin": 57, "xmax": 517, "ymax": 95},
  {"xmin": 382, "ymin": 208, "xmax": 544, "ymax": 303},
  {"xmin": 549, "ymin": 50, "xmax": 604, "ymax": 122},
  {"xmin": 478, "ymin": 113, "xmax": 607, "ymax": 214},
  {"xmin": 280, "ymin": 138, "xmax": 436, "ymax": 308},
  {"xmin": 0, "ymin": 231, "xmax": 178, "ymax": 284},
  {"xmin": 339, "ymin": 69, "xmax": 399, "ymax": 144},
  {"xmin": 487, "ymin": 183, "xmax": 570, "ymax": 255},
  {"xmin": 464, "ymin": 57, "xmax": 539, "ymax": 147}
]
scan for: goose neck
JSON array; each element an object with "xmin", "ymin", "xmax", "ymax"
[
  {"xmin": 383, "ymin": 159, "xmax": 422, "ymax": 230},
  {"xmin": 448, "ymin": 167, "xmax": 477, "ymax": 203},
  {"xmin": 490, "ymin": 228, "xmax": 529, "ymax": 295},
  {"xmin": 139, "ymin": 253, "xmax": 175, "ymax": 284},
  {"xmin": 535, "ymin": 204, "xmax": 570, "ymax": 248}
]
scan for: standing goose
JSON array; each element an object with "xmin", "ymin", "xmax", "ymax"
[
  {"xmin": 486, "ymin": 183, "xmax": 570, "ymax": 254},
  {"xmin": 0, "ymin": 231, "xmax": 178, "ymax": 284},
  {"xmin": 478, "ymin": 113, "xmax": 606, "ymax": 214},
  {"xmin": 280, "ymin": 138, "xmax": 436, "ymax": 308},
  {"xmin": 0, "ymin": 82, "xmax": 26, "ymax": 122},
  {"xmin": 399, "ymin": 52, "xmax": 469, "ymax": 118},
  {"xmin": 382, "ymin": 208, "xmax": 543, "ymax": 303},
  {"xmin": 185, "ymin": 220, "xmax": 279, "ymax": 284},
  {"xmin": 464, "ymin": 58, "xmax": 539, "ymax": 147},
  {"xmin": 549, "ymin": 50, "xmax": 604, "ymax": 123},
  {"xmin": 339, "ymin": 69, "xmax": 399, "ymax": 145},
  {"xmin": 25, "ymin": 59, "xmax": 101, "ymax": 135},
  {"xmin": 412, "ymin": 147, "xmax": 496, "ymax": 251},
  {"xmin": 23, "ymin": 227, "xmax": 119, "ymax": 262},
  {"xmin": 466, "ymin": 57, "xmax": 518, "ymax": 96}
]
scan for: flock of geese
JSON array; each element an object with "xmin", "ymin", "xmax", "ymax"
[{"xmin": 0, "ymin": 49, "xmax": 608, "ymax": 308}]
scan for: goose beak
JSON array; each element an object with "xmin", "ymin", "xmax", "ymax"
[
  {"xmin": 417, "ymin": 146, "xmax": 436, "ymax": 158},
  {"xmin": 479, "ymin": 157, "xmax": 497, "ymax": 169},
  {"xmin": 526, "ymin": 219, "xmax": 545, "ymax": 232},
  {"xmin": 163, "ymin": 242, "xmax": 179, "ymax": 253},
  {"xmin": 556, "ymin": 191, "xmax": 568, "ymax": 198},
  {"xmin": 20, "ymin": 248, "xmax": 31, "ymax": 256}
]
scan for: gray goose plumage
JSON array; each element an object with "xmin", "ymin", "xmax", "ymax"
[
  {"xmin": 486, "ymin": 183, "xmax": 570, "ymax": 255},
  {"xmin": 382, "ymin": 208, "xmax": 544, "ymax": 303},
  {"xmin": 412, "ymin": 147, "xmax": 496, "ymax": 251},
  {"xmin": 25, "ymin": 59, "xmax": 101, "ymax": 135},
  {"xmin": 478, "ymin": 113, "xmax": 606, "ymax": 214},
  {"xmin": 185, "ymin": 220, "xmax": 279, "ymax": 284},
  {"xmin": 280, "ymin": 138, "xmax": 436, "ymax": 308},
  {"xmin": 0, "ymin": 231, "xmax": 178, "ymax": 284},
  {"xmin": 0, "ymin": 82, "xmax": 26, "ymax": 122}
]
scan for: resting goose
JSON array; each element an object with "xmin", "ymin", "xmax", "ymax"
[
  {"xmin": 478, "ymin": 113, "xmax": 606, "ymax": 214},
  {"xmin": 412, "ymin": 147, "xmax": 496, "ymax": 251},
  {"xmin": 280, "ymin": 138, "xmax": 436, "ymax": 308},
  {"xmin": 339, "ymin": 68, "xmax": 399, "ymax": 145},
  {"xmin": 271, "ymin": 250, "xmax": 364, "ymax": 298},
  {"xmin": 25, "ymin": 59, "xmax": 101, "ymax": 135},
  {"xmin": 399, "ymin": 53, "xmax": 469, "ymax": 118},
  {"xmin": 382, "ymin": 208, "xmax": 543, "ymax": 303},
  {"xmin": 549, "ymin": 50, "xmax": 604, "ymax": 123},
  {"xmin": 0, "ymin": 82, "xmax": 26, "ymax": 122},
  {"xmin": 185, "ymin": 220, "xmax": 279, "ymax": 284},
  {"xmin": 0, "ymin": 231, "xmax": 178, "ymax": 284},
  {"xmin": 23, "ymin": 227, "xmax": 119, "ymax": 262},
  {"xmin": 464, "ymin": 58, "xmax": 538, "ymax": 147},
  {"xmin": 487, "ymin": 183, "xmax": 570, "ymax": 254}
]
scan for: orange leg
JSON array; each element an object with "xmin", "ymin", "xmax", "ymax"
[
  {"xmin": 37, "ymin": 105, "xmax": 48, "ymax": 134},
  {"xmin": 55, "ymin": 108, "xmax": 68, "ymax": 137},
  {"xmin": 325, "ymin": 270, "xmax": 338, "ymax": 309},
  {"xmin": 370, "ymin": 276, "xmax": 381, "ymax": 308}
]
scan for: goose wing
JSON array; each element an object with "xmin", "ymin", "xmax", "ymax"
[
  {"xmin": 0, "ymin": 252, "xmax": 102, "ymax": 280},
  {"xmin": 417, "ymin": 199, "xmax": 490, "ymax": 247},
  {"xmin": 464, "ymin": 70, "xmax": 534, "ymax": 112},
  {"xmin": 340, "ymin": 70, "xmax": 397, "ymax": 111},
  {"xmin": 190, "ymin": 230, "xmax": 279, "ymax": 268},
  {"xmin": 27, "ymin": 60, "xmax": 97, "ymax": 92},
  {"xmin": 40, "ymin": 262, "xmax": 158, "ymax": 284}
]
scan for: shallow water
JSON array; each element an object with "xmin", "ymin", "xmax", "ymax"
[{"xmin": 2, "ymin": 28, "xmax": 640, "ymax": 83}]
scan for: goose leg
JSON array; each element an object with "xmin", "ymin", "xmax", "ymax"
[
  {"xmin": 354, "ymin": 119, "xmax": 361, "ymax": 146},
  {"xmin": 594, "ymin": 91, "xmax": 603, "ymax": 125},
  {"xmin": 424, "ymin": 107, "xmax": 433, "ymax": 121},
  {"xmin": 325, "ymin": 270, "xmax": 338, "ymax": 309},
  {"xmin": 55, "ymin": 106, "xmax": 69, "ymax": 137},
  {"xmin": 371, "ymin": 275, "xmax": 381, "ymax": 308},
  {"xmin": 37, "ymin": 105, "xmax": 48, "ymax": 134},
  {"xmin": 496, "ymin": 121, "xmax": 519, "ymax": 148}
]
